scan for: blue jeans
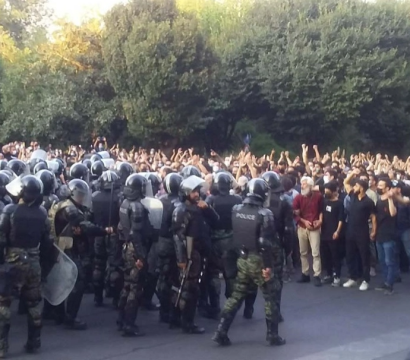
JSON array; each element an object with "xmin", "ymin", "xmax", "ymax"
[
  {"xmin": 376, "ymin": 241, "xmax": 398, "ymax": 287},
  {"xmin": 399, "ymin": 229, "xmax": 410, "ymax": 259}
]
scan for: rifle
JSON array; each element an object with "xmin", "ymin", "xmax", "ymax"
[{"xmin": 174, "ymin": 236, "xmax": 193, "ymax": 308}]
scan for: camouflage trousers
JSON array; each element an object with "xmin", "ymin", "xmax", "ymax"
[
  {"xmin": 117, "ymin": 243, "xmax": 144, "ymax": 328},
  {"xmin": 244, "ymin": 247, "xmax": 284, "ymax": 314},
  {"xmin": 222, "ymin": 254, "xmax": 280, "ymax": 323},
  {"xmin": 0, "ymin": 249, "xmax": 42, "ymax": 351}
]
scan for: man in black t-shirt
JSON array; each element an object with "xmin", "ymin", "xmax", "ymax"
[
  {"xmin": 374, "ymin": 178, "xmax": 398, "ymax": 295},
  {"xmin": 320, "ymin": 181, "xmax": 344, "ymax": 286},
  {"xmin": 343, "ymin": 169, "xmax": 377, "ymax": 291}
]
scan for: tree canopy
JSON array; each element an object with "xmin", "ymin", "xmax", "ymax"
[{"xmin": 2, "ymin": 0, "xmax": 410, "ymax": 154}]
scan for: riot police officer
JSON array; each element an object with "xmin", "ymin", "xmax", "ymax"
[
  {"xmin": 212, "ymin": 178, "xmax": 286, "ymax": 346},
  {"xmin": 91, "ymin": 170, "xmax": 121, "ymax": 307},
  {"xmin": 157, "ymin": 173, "xmax": 183, "ymax": 326},
  {"xmin": 117, "ymin": 174, "xmax": 154, "ymax": 337},
  {"xmin": 49, "ymin": 179, "xmax": 112, "ymax": 330},
  {"xmin": 35, "ymin": 170, "xmax": 59, "ymax": 211},
  {"xmin": 0, "ymin": 176, "xmax": 54, "ymax": 356},
  {"xmin": 116, "ymin": 162, "xmax": 134, "ymax": 189},
  {"xmin": 90, "ymin": 160, "xmax": 104, "ymax": 192},
  {"xmin": 0, "ymin": 173, "xmax": 12, "ymax": 212},
  {"xmin": 202, "ymin": 172, "xmax": 242, "ymax": 319},
  {"xmin": 173, "ymin": 175, "xmax": 219, "ymax": 334},
  {"xmin": 243, "ymin": 172, "xmax": 292, "ymax": 321}
]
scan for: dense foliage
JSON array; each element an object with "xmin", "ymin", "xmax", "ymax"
[{"xmin": 1, "ymin": 0, "xmax": 410, "ymax": 154}]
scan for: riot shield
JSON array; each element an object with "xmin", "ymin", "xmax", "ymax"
[
  {"xmin": 30, "ymin": 149, "xmax": 47, "ymax": 161},
  {"xmin": 42, "ymin": 244, "xmax": 78, "ymax": 306},
  {"xmin": 46, "ymin": 161, "xmax": 59, "ymax": 174},
  {"xmin": 141, "ymin": 197, "xmax": 163, "ymax": 230},
  {"xmin": 5, "ymin": 175, "xmax": 24, "ymax": 197},
  {"xmin": 98, "ymin": 151, "xmax": 110, "ymax": 159}
]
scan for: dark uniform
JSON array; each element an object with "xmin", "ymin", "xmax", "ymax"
[
  {"xmin": 203, "ymin": 172, "xmax": 242, "ymax": 319},
  {"xmin": 157, "ymin": 173, "xmax": 183, "ymax": 326},
  {"xmin": 0, "ymin": 173, "xmax": 12, "ymax": 213},
  {"xmin": 117, "ymin": 174, "xmax": 153, "ymax": 337},
  {"xmin": 212, "ymin": 178, "xmax": 286, "ymax": 347},
  {"xmin": 244, "ymin": 172, "xmax": 292, "ymax": 321},
  {"xmin": 91, "ymin": 171, "xmax": 121, "ymax": 307},
  {"xmin": 0, "ymin": 176, "xmax": 54, "ymax": 356},
  {"xmin": 173, "ymin": 175, "xmax": 219, "ymax": 334},
  {"xmin": 50, "ymin": 179, "xmax": 108, "ymax": 330}
]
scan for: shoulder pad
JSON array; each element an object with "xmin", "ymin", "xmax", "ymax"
[
  {"xmin": 92, "ymin": 191, "xmax": 102, "ymax": 198},
  {"xmin": 258, "ymin": 207, "xmax": 273, "ymax": 217},
  {"xmin": 3, "ymin": 204, "xmax": 16, "ymax": 215},
  {"xmin": 232, "ymin": 203, "xmax": 243, "ymax": 212}
]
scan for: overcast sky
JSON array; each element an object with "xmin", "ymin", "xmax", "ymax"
[{"xmin": 47, "ymin": 0, "xmax": 125, "ymax": 23}]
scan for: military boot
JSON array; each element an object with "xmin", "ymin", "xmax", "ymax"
[
  {"xmin": 169, "ymin": 307, "xmax": 181, "ymax": 329},
  {"xmin": 181, "ymin": 305, "xmax": 205, "ymax": 334},
  {"xmin": 24, "ymin": 325, "xmax": 41, "ymax": 354},
  {"xmin": 212, "ymin": 316, "xmax": 233, "ymax": 346},
  {"xmin": 122, "ymin": 305, "xmax": 144, "ymax": 337},
  {"xmin": 0, "ymin": 324, "xmax": 10, "ymax": 359},
  {"xmin": 266, "ymin": 319, "xmax": 286, "ymax": 346}
]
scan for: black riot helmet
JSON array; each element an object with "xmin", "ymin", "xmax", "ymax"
[
  {"xmin": 213, "ymin": 172, "xmax": 232, "ymax": 195},
  {"xmin": 100, "ymin": 170, "xmax": 120, "ymax": 191},
  {"xmin": 28, "ymin": 158, "xmax": 46, "ymax": 174},
  {"xmin": 123, "ymin": 174, "xmax": 147, "ymax": 201},
  {"xmin": 262, "ymin": 171, "xmax": 284, "ymax": 194},
  {"xmin": 180, "ymin": 165, "xmax": 201, "ymax": 179},
  {"xmin": 70, "ymin": 163, "xmax": 89, "ymax": 182},
  {"xmin": 52, "ymin": 158, "xmax": 65, "ymax": 176},
  {"xmin": 33, "ymin": 161, "xmax": 48, "ymax": 175},
  {"xmin": 0, "ymin": 172, "xmax": 10, "ymax": 197},
  {"xmin": 68, "ymin": 179, "xmax": 91, "ymax": 208},
  {"xmin": 90, "ymin": 154, "xmax": 102, "ymax": 163},
  {"xmin": 164, "ymin": 173, "xmax": 183, "ymax": 196},
  {"xmin": 0, "ymin": 160, "xmax": 7, "ymax": 171},
  {"xmin": 91, "ymin": 160, "xmax": 104, "ymax": 179},
  {"xmin": 117, "ymin": 162, "xmax": 134, "ymax": 185},
  {"xmin": 7, "ymin": 159, "xmax": 28, "ymax": 177},
  {"xmin": 35, "ymin": 170, "xmax": 56, "ymax": 196},
  {"xmin": 82, "ymin": 159, "xmax": 92, "ymax": 171},
  {"xmin": 246, "ymin": 178, "xmax": 269, "ymax": 202},
  {"xmin": 6, "ymin": 175, "xmax": 43, "ymax": 204},
  {"xmin": 145, "ymin": 173, "xmax": 161, "ymax": 196}
]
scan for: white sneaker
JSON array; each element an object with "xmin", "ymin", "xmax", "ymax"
[
  {"xmin": 332, "ymin": 277, "xmax": 341, "ymax": 287},
  {"xmin": 359, "ymin": 281, "xmax": 369, "ymax": 291},
  {"xmin": 343, "ymin": 279, "xmax": 357, "ymax": 288},
  {"xmin": 370, "ymin": 267, "xmax": 377, "ymax": 277}
]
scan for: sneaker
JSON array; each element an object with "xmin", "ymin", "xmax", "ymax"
[
  {"xmin": 384, "ymin": 286, "xmax": 394, "ymax": 295},
  {"xmin": 359, "ymin": 281, "xmax": 369, "ymax": 291},
  {"xmin": 313, "ymin": 276, "xmax": 322, "ymax": 287},
  {"xmin": 321, "ymin": 276, "xmax": 333, "ymax": 285},
  {"xmin": 343, "ymin": 279, "xmax": 357, "ymax": 288},
  {"xmin": 331, "ymin": 277, "xmax": 341, "ymax": 287},
  {"xmin": 395, "ymin": 276, "xmax": 402, "ymax": 283},
  {"xmin": 370, "ymin": 267, "xmax": 377, "ymax": 277},
  {"xmin": 375, "ymin": 283, "xmax": 389, "ymax": 291}
]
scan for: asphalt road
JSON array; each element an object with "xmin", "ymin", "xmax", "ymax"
[{"xmin": 6, "ymin": 272, "xmax": 410, "ymax": 360}]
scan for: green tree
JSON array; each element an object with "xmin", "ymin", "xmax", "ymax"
[{"xmin": 103, "ymin": 0, "xmax": 217, "ymax": 149}]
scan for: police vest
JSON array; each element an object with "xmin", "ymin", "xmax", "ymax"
[{"xmin": 232, "ymin": 205, "xmax": 259, "ymax": 252}]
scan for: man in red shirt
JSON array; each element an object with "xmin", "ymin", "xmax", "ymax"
[{"xmin": 293, "ymin": 176, "xmax": 323, "ymax": 287}]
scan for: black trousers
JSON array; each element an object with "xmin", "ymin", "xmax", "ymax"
[
  {"xmin": 346, "ymin": 237, "xmax": 370, "ymax": 283},
  {"xmin": 320, "ymin": 240, "xmax": 342, "ymax": 278}
]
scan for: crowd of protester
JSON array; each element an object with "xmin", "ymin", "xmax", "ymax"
[{"xmin": 3, "ymin": 138, "xmax": 410, "ymax": 295}]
